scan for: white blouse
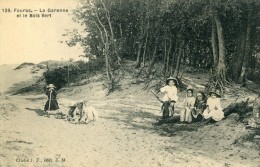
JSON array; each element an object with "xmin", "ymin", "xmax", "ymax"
[
  {"xmin": 160, "ymin": 85, "xmax": 178, "ymax": 102},
  {"xmin": 207, "ymin": 98, "xmax": 222, "ymax": 111}
]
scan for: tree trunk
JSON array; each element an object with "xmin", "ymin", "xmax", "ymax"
[
  {"xmin": 230, "ymin": 30, "xmax": 246, "ymax": 81},
  {"xmin": 96, "ymin": 10, "xmax": 113, "ymax": 90},
  {"xmin": 142, "ymin": 32, "xmax": 148, "ymax": 67},
  {"xmin": 101, "ymin": 0, "xmax": 121, "ymax": 65},
  {"xmin": 173, "ymin": 40, "xmax": 184, "ymax": 77},
  {"xmin": 239, "ymin": 9, "xmax": 252, "ymax": 82},
  {"xmin": 104, "ymin": 42, "xmax": 113, "ymax": 83},
  {"xmin": 149, "ymin": 38, "xmax": 159, "ymax": 68},
  {"xmin": 182, "ymin": 44, "xmax": 188, "ymax": 66},
  {"xmin": 147, "ymin": 37, "xmax": 159, "ymax": 75},
  {"xmin": 211, "ymin": 20, "xmax": 218, "ymax": 70},
  {"xmin": 170, "ymin": 41, "xmax": 178, "ymax": 76},
  {"xmin": 214, "ymin": 12, "xmax": 227, "ymax": 83},
  {"xmin": 165, "ymin": 38, "xmax": 172, "ymax": 76},
  {"xmin": 163, "ymin": 37, "xmax": 167, "ymax": 74},
  {"xmin": 135, "ymin": 40, "xmax": 143, "ymax": 68}
]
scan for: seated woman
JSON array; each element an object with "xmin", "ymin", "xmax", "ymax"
[
  {"xmin": 191, "ymin": 92, "xmax": 207, "ymax": 122},
  {"xmin": 203, "ymin": 90, "xmax": 224, "ymax": 123},
  {"xmin": 160, "ymin": 77, "xmax": 179, "ymax": 118},
  {"xmin": 180, "ymin": 86, "xmax": 195, "ymax": 123}
]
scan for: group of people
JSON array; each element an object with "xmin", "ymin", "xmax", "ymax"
[
  {"xmin": 43, "ymin": 84, "xmax": 98, "ymax": 123},
  {"xmin": 44, "ymin": 78, "xmax": 225, "ymax": 124},
  {"xmin": 159, "ymin": 77, "xmax": 224, "ymax": 123}
]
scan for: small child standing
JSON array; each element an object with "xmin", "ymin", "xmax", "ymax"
[
  {"xmin": 180, "ymin": 86, "xmax": 196, "ymax": 123},
  {"xmin": 203, "ymin": 90, "xmax": 224, "ymax": 122},
  {"xmin": 160, "ymin": 77, "xmax": 178, "ymax": 118},
  {"xmin": 44, "ymin": 84, "xmax": 60, "ymax": 117}
]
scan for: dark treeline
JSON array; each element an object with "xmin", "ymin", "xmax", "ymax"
[{"xmin": 65, "ymin": 0, "xmax": 260, "ymax": 92}]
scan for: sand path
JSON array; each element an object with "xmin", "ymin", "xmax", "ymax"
[{"xmin": 1, "ymin": 93, "xmax": 259, "ymax": 167}]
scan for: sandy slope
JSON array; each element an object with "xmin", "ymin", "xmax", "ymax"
[
  {"xmin": 0, "ymin": 87, "xmax": 259, "ymax": 167},
  {"xmin": 0, "ymin": 63, "xmax": 259, "ymax": 167},
  {"xmin": 0, "ymin": 64, "xmax": 44, "ymax": 94}
]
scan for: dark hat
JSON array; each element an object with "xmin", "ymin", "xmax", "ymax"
[{"xmin": 166, "ymin": 77, "xmax": 178, "ymax": 85}]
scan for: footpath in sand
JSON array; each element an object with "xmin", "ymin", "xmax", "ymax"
[{"xmin": 0, "ymin": 84, "xmax": 260, "ymax": 167}]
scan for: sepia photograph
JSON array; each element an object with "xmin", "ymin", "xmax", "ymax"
[{"xmin": 0, "ymin": 0, "xmax": 260, "ymax": 166}]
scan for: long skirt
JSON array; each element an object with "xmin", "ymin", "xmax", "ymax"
[
  {"xmin": 203, "ymin": 108, "xmax": 224, "ymax": 121},
  {"xmin": 180, "ymin": 108, "xmax": 192, "ymax": 123},
  {"xmin": 191, "ymin": 109, "xmax": 204, "ymax": 122},
  {"xmin": 44, "ymin": 99, "xmax": 59, "ymax": 111}
]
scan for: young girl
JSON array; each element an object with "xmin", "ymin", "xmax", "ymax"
[
  {"xmin": 44, "ymin": 84, "xmax": 60, "ymax": 116},
  {"xmin": 180, "ymin": 86, "xmax": 195, "ymax": 123},
  {"xmin": 160, "ymin": 77, "xmax": 178, "ymax": 118},
  {"xmin": 203, "ymin": 90, "xmax": 224, "ymax": 122},
  {"xmin": 191, "ymin": 92, "xmax": 207, "ymax": 122}
]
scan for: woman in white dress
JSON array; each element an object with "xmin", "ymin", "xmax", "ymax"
[{"xmin": 203, "ymin": 90, "xmax": 224, "ymax": 122}]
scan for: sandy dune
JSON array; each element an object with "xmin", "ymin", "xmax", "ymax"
[
  {"xmin": 0, "ymin": 64, "xmax": 44, "ymax": 94},
  {"xmin": 0, "ymin": 64, "xmax": 259, "ymax": 167}
]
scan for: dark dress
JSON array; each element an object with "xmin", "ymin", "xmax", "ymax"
[
  {"xmin": 191, "ymin": 100, "xmax": 206, "ymax": 122},
  {"xmin": 162, "ymin": 101, "xmax": 170, "ymax": 119},
  {"xmin": 44, "ymin": 89, "xmax": 59, "ymax": 111}
]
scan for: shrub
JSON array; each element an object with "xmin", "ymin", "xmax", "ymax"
[{"xmin": 43, "ymin": 58, "xmax": 105, "ymax": 90}]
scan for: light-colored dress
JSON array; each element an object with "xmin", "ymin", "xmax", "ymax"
[
  {"xmin": 85, "ymin": 105, "xmax": 99, "ymax": 121},
  {"xmin": 160, "ymin": 85, "xmax": 178, "ymax": 102},
  {"xmin": 183, "ymin": 97, "xmax": 196, "ymax": 108},
  {"xmin": 203, "ymin": 98, "xmax": 224, "ymax": 121},
  {"xmin": 180, "ymin": 96, "xmax": 196, "ymax": 122}
]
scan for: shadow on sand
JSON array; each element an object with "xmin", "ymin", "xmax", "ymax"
[
  {"xmin": 102, "ymin": 107, "xmax": 205, "ymax": 136},
  {"xmin": 25, "ymin": 108, "xmax": 45, "ymax": 116}
]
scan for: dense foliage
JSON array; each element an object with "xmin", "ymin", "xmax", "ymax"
[{"xmin": 64, "ymin": 0, "xmax": 260, "ymax": 91}]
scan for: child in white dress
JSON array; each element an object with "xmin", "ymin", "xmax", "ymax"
[
  {"xmin": 160, "ymin": 77, "xmax": 178, "ymax": 118},
  {"xmin": 180, "ymin": 86, "xmax": 196, "ymax": 123},
  {"xmin": 203, "ymin": 91, "xmax": 224, "ymax": 122}
]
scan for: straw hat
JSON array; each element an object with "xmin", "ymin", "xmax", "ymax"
[
  {"xmin": 186, "ymin": 85, "xmax": 193, "ymax": 92},
  {"xmin": 166, "ymin": 77, "xmax": 178, "ymax": 85},
  {"xmin": 47, "ymin": 84, "xmax": 56, "ymax": 88},
  {"xmin": 209, "ymin": 89, "xmax": 221, "ymax": 98}
]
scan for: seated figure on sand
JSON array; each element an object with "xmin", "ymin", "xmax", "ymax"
[
  {"xmin": 159, "ymin": 77, "xmax": 179, "ymax": 119},
  {"xmin": 191, "ymin": 92, "xmax": 207, "ymax": 122},
  {"xmin": 203, "ymin": 90, "xmax": 224, "ymax": 123},
  {"xmin": 179, "ymin": 86, "xmax": 195, "ymax": 123},
  {"xmin": 67, "ymin": 100, "xmax": 98, "ymax": 123}
]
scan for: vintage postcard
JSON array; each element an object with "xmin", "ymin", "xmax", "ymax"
[{"xmin": 0, "ymin": 0, "xmax": 259, "ymax": 167}]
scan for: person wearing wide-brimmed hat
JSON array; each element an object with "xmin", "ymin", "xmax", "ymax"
[
  {"xmin": 203, "ymin": 90, "xmax": 224, "ymax": 122},
  {"xmin": 159, "ymin": 77, "xmax": 179, "ymax": 118},
  {"xmin": 180, "ymin": 86, "xmax": 196, "ymax": 123},
  {"xmin": 44, "ymin": 84, "xmax": 60, "ymax": 116}
]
